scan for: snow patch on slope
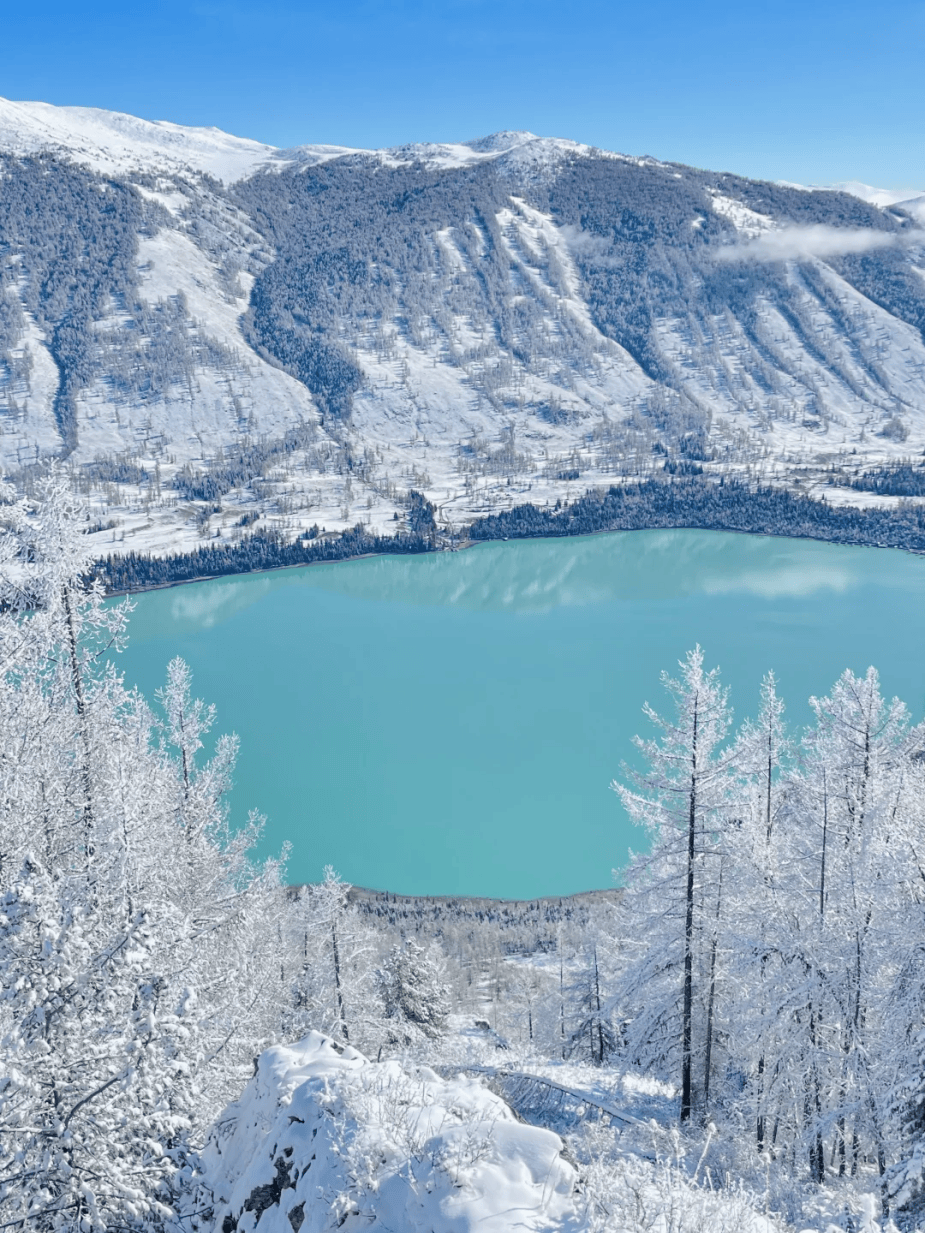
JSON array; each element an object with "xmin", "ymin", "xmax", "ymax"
[
  {"xmin": 709, "ymin": 192, "xmax": 774, "ymax": 237},
  {"xmin": 0, "ymin": 309, "xmax": 63, "ymax": 469}
]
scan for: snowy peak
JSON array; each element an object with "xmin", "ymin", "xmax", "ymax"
[
  {"xmin": 462, "ymin": 129, "xmax": 540, "ymax": 152},
  {"xmin": 1, "ymin": 98, "xmax": 920, "ymax": 205},
  {"xmin": 0, "ymin": 96, "xmax": 280, "ymax": 182},
  {"xmin": 0, "ymin": 100, "xmax": 613, "ymax": 181},
  {"xmin": 281, "ymin": 130, "xmax": 600, "ymax": 173}
]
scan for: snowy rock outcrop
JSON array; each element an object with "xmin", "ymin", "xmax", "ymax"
[{"xmin": 198, "ymin": 1032, "xmax": 578, "ymax": 1232}]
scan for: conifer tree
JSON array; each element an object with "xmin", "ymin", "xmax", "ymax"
[{"xmin": 378, "ymin": 937, "xmax": 450, "ymax": 1044}]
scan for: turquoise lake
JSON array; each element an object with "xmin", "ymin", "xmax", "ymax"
[{"xmin": 115, "ymin": 530, "xmax": 925, "ymax": 899}]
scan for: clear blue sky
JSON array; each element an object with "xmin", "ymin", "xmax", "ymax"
[{"xmin": 4, "ymin": 0, "xmax": 923, "ymax": 187}]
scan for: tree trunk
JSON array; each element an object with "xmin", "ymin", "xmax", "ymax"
[
  {"xmin": 703, "ymin": 861, "xmax": 723, "ymax": 1117},
  {"xmin": 559, "ymin": 950, "xmax": 566, "ymax": 1060},
  {"xmin": 808, "ymin": 1009, "xmax": 825, "ymax": 1183},
  {"xmin": 756, "ymin": 1055, "xmax": 766, "ymax": 1152},
  {"xmin": 593, "ymin": 945, "xmax": 604, "ymax": 1066},
  {"xmin": 681, "ymin": 696, "xmax": 699, "ymax": 1124},
  {"xmin": 63, "ymin": 587, "xmax": 93, "ymax": 867},
  {"xmin": 331, "ymin": 917, "xmax": 348, "ymax": 1042}
]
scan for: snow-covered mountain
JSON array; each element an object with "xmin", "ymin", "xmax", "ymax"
[
  {"xmin": 1, "ymin": 98, "xmax": 924, "ymax": 557},
  {"xmin": 0, "ymin": 99, "xmax": 595, "ymax": 182}
]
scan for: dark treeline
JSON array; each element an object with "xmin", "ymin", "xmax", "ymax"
[
  {"xmin": 468, "ymin": 476, "xmax": 925, "ymax": 550},
  {"xmin": 844, "ymin": 462, "xmax": 925, "ymax": 497},
  {"xmin": 101, "ymin": 476, "xmax": 925, "ymax": 594},
  {"xmin": 100, "ymin": 522, "xmax": 435, "ymax": 593},
  {"xmin": 347, "ymin": 886, "xmax": 620, "ymax": 956},
  {"xmin": 172, "ymin": 424, "xmax": 317, "ymax": 503}
]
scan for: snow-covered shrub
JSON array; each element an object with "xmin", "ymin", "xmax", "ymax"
[{"xmin": 569, "ymin": 1120, "xmax": 787, "ymax": 1233}]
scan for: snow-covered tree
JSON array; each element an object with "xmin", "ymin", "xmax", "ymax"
[
  {"xmin": 613, "ymin": 646, "xmax": 736, "ymax": 1123},
  {"xmin": 285, "ymin": 867, "xmax": 388, "ymax": 1057},
  {"xmin": 378, "ymin": 937, "xmax": 450, "ymax": 1044},
  {"xmin": 565, "ymin": 943, "xmax": 620, "ymax": 1066},
  {"xmin": 766, "ymin": 668, "xmax": 911, "ymax": 1180},
  {"xmin": 725, "ymin": 672, "xmax": 790, "ymax": 1152},
  {"xmin": 0, "ymin": 475, "xmax": 289, "ymax": 1230}
]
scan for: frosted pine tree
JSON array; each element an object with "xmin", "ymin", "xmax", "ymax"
[
  {"xmin": 726, "ymin": 672, "xmax": 790, "ymax": 1152},
  {"xmin": 0, "ymin": 856, "xmax": 198, "ymax": 1229},
  {"xmin": 287, "ymin": 867, "xmax": 385, "ymax": 1053},
  {"xmin": 378, "ymin": 937, "xmax": 450, "ymax": 1045},
  {"xmin": 885, "ymin": 1027, "xmax": 925, "ymax": 1217},
  {"xmin": 565, "ymin": 944, "xmax": 619, "ymax": 1066}
]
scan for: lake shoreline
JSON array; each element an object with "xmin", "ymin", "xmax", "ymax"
[
  {"xmin": 101, "ymin": 475, "xmax": 925, "ymax": 597},
  {"xmin": 103, "ymin": 522, "xmax": 925, "ymax": 600}
]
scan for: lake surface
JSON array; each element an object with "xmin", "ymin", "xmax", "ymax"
[{"xmin": 115, "ymin": 530, "xmax": 925, "ymax": 899}]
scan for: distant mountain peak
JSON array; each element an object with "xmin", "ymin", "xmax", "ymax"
[
  {"xmin": 0, "ymin": 102, "xmax": 622, "ymax": 182},
  {"xmin": 827, "ymin": 180, "xmax": 925, "ymax": 208},
  {"xmin": 0, "ymin": 96, "xmax": 278, "ymax": 182},
  {"xmin": 461, "ymin": 131, "xmax": 540, "ymax": 152}
]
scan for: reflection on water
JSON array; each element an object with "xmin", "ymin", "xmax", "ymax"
[
  {"xmin": 167, "ymin": 575, "xmax": 275, "ymax": 627},
  {"xmin": 115, "ymin": 528, "xmax": 925, "ymax": 898},
  {"xmin": 125, "ymin": 530, "xmax": 900, "ymax": 642},
  {"xmin": 698, "ymin": 563, "xmax": 854, "ymax": 599}
]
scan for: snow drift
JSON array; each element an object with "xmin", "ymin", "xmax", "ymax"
[{"xmin": 198, "ymin": 1031, "xmax": 578, "ymax": 1232}]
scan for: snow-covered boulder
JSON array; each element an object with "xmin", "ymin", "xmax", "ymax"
[{"xmin": 198, "ymin": 1031, "xmax": 577, "ymax": 1232}]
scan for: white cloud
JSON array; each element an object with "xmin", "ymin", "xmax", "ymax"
[
  {"xmin": 559, "ymin": 223, "xmax": 613, "ymax": 260},
  {"xmin": 715, "ymin": 223, "xmax": 904, "ymax": 263}
]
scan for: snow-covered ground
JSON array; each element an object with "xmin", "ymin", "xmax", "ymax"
[
  {"xmin": 195, "ymin": 1031, "xmax": 805, "ymax": 1233},
  {"xmin": 194, "ymin": 1030, "xmax": 897, "ymax": 1233}
]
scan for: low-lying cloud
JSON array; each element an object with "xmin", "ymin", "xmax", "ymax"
[
  {"xmin": 716, "ymin": 224, "xmax": 905, "ymax": 263},
  {"xmin": 559, "ymin": 224, "xmax": 614, "ymax": 261},
  {"xmin": 559, "ymin": 219, "xmax": 922, "ymax": 268}
]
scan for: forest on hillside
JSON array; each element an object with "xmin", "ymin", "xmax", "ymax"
[{"xmin": 4, "ymin": 478, "xmax": 925, "ymax": 1232}]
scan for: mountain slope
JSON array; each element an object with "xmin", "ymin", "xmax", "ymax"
[{"xmin": 1, "ymin": 99, "xmax": 924, "ymax": 558}]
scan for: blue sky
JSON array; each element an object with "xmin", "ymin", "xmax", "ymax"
[{"xmin": 3, "ymin": 0, "xmax": 923, "ymax": 187}]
